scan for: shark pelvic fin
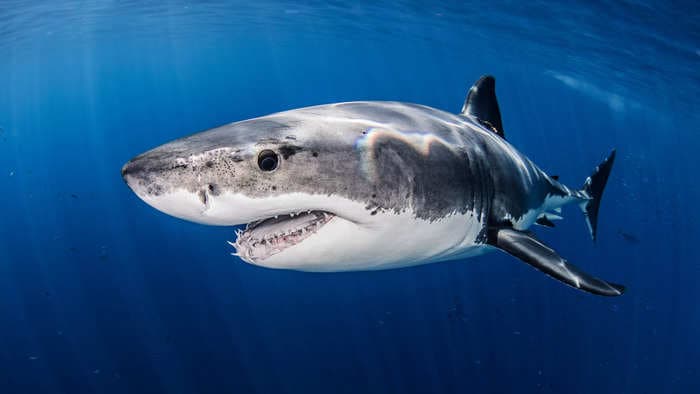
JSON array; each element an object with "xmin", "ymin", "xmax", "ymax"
[
  {"xmin": 461, "ymin": 75, "xmax": 505, "ymax": 139},
  {"xmin": 487, "ymin": 227, "xmax": 625, "ymax": 296},
  {"xmin": 535, "ymin": 216, "xmax": 556, "ymax": 228}
]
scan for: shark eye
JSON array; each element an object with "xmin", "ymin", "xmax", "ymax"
[{"xmin": 257, "ymin": 150, "xmax": 279, "ymax": 171}]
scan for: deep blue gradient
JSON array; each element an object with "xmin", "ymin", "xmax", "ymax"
[{"xmin": 0, "ymin": 2, "xmax": 698, "ymax": 393}]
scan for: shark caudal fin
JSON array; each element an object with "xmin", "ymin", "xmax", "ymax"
[{"xmin": 580, "ymin": 150, "xmax": 616, "ymax": 241}]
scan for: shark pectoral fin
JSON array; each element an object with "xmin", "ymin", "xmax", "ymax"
[{"xmin": 488, "ymin": 228, "xmax": 625, "ymax": 296}]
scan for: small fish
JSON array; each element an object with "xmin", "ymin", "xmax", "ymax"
[{"xmin": 618, "ymin": 229, "xmax": 639, "ymax": 244}]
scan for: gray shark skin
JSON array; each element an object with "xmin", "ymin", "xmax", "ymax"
[{"xmin": 122, "ymin": 76, "xmax": 625, "ymax": 296}]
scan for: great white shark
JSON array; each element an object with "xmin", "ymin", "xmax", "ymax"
[{"xmin": 122, "ymin": 76, "xmax": 625, "ymax": 296}]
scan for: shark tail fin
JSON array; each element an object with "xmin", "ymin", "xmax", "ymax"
[{"xmin": 580, "ymin": 149, "xmax": 616, "ymax": 241}]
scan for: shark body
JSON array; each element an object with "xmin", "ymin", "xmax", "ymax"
[{"xmin": 122, "ymin": 76, "xmax": 624, "ymax": 296}]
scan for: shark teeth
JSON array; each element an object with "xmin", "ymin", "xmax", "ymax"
[{"xmin": 230, "ymin": 210, "xmax": 335, "ymax": 263}]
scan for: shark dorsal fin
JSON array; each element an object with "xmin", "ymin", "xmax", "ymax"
[{"xmin": 460, "ymin": 75, "xmax": 505, "ymax": 139}]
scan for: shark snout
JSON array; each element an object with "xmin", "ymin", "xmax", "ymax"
[
  {"xmin": 121, "ymin": 152, "xmax": 223, "ymax": 224},
  {"xmin": 121, "ymin": 159, "xmax": 140, "ymax": 185},
  {"xmin": 120, "ymin": 152, "xmax": 172, "ymax": 200},
  {"xmin": 121, "ymin": 154, "xmax": 153, "ymax": 191}
]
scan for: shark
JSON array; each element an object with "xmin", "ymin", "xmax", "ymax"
[{"xmin": 122, "ymin": 76, "xmax": 624, "ymax": 296}]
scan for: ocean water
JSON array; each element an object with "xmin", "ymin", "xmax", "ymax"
[{"xmin": 0, "ymin": 1, "xmax": 698, "ymax": 393}]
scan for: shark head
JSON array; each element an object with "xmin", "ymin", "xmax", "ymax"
[{"xmin": 122, "ymin": 103, "xmax": 484, "ymax": 271}]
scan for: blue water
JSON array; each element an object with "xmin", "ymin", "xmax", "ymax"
[{"xmin": 0, "ymin": 1, "xmax": 698, "ymax": 393}]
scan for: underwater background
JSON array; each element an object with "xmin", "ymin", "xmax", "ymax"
[{"xmin": 0, "ymin": 1, "xmax": 698, "ymax": 393}]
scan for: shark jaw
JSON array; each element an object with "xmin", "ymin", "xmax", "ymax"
[
  {"xmin": 123, "ymin": 183, "xmax": 487, "ymax": 271},
  {"xmin": 232, "ymin": 210, "xmax": 336, "ymax": 263}
]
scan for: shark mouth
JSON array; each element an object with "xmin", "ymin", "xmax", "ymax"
[{"xmin": 232, "ymin": 210, "xmax": 335, "ymax": 263}]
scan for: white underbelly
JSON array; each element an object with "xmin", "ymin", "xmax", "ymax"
[{"xmin": 261, "ymin": 208, "xmax": 488, "ymax": 272}]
